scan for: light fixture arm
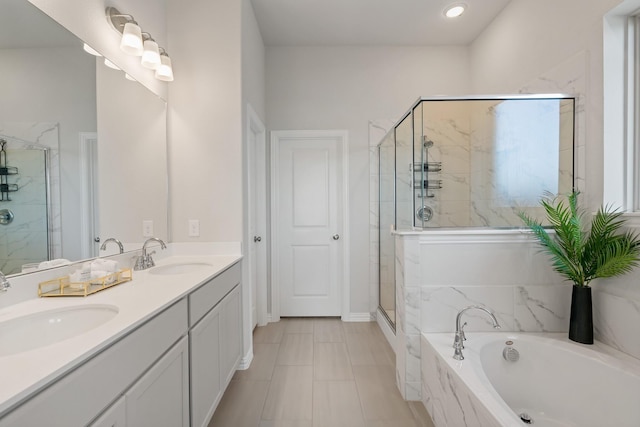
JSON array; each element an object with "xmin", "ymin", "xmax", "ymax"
[{"xmin": 106, "ymin": 7, "xmax": 137, "ymax": 35}]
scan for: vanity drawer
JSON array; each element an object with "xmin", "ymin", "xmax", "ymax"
[{"xmin": 189, "ymin": 262, "xmax": 241, "ymax": 326}]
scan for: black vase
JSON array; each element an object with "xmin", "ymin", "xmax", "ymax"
[{"xmin": 568, "ymin": 285, "xmax": 594, "ymax": 344}]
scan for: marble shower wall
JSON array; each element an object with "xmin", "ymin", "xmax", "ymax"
[
  {"xmin": 0, "ymin": 123, "xmax": 60, "ymax": 274},
  {"xmin": 420, "ymin": 98, "xmax": 574, "ymax": 228}
]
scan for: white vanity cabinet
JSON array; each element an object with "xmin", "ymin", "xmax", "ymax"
[
  {"xmin": 125, "ymin": 336, "xmax": 190, "ymax": 427},
  {"xmin": 0, "ymin": 299, "xmax": 189, "ymax": 427},
  {"xmin": 189, "ymin": 262, "xmax": 242, "ymax": 427},
  {"xmin": 90, "ymin": 396, "xmax": 126, "ymax": 427},
  {"xmin": 0, "ymin": 259, "xmax": 243, "ymax": 427}
]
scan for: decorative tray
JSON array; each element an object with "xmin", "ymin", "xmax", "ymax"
[{"xmin": 38, "ymin": 268, "xmax": 133, "ymax": 297}]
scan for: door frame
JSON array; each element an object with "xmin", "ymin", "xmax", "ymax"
[
  {"xmin": 79, "ymin": 132, "xmax": 99, "ymax": 259},
  {"xmin": 270, "ymin": 130, "xmax": 350, "ymax": 321},
  {"xmin": 245, "ymin": 104, "xmax": 268, "ymax": 327}
]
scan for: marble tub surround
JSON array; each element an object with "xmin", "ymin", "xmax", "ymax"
[
  {"xmin": 394, "ymin": 230, "xmax": 570, "ymax": 401},
  {"xmin": 592, "ymin": 278, "xmax": 640, "ymax": 360},
  {"xmin": 0, "ymin": 244, "xmax": 241, "ymax": 415},
  {"xmin": 421, "ymin": 332, "xmax": 640, "ymax": 427}
]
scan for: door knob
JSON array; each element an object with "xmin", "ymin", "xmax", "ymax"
[
  {"xmin": 254, "ymin": 236, "xmax": 262, "ymax": 242},
  {"xmin": 332, "ymin": 234, "xmax": 340, "ymax": 240}
]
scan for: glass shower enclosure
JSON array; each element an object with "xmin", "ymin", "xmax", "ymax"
[{"xmin": 378, "ymin": 95, "xmax": 576, "ymax": 330}]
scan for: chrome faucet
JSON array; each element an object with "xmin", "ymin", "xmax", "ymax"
[
  {"xmin": 0, "ymin": 271, "xmax": 10, "ymax": 292},
  {"xmin": 453, "ymin": 305, "xmax": 501, "ymax": 360},
  {"xmin": 134, "ymin": 237, "xmax": 167, "ymax": 271},
  {"xmin": 100, "ymin": 237, "xmax": 125, "ymax": 254}
]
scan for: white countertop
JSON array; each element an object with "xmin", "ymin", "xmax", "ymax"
[{"xmin": 0, "ymin": 253, "xmax": 242, "ymax": 415}]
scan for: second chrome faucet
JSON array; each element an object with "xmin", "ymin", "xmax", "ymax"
[
  {"xmin": 452, "ymin": 305, "xmax": 501, "ymax": 360},
  {"xmin": 134, "ymin": 237, "xmax": 167, "ymax": 271}
]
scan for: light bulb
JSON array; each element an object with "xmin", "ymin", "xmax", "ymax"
[
  {"xmin": 120, "ymin": 22, "xmax": 143, "ymax": 56},
  {"xmin": 444, "ymin": 4, "xmax": 465, "ymax": 18},
  {"xmin": 141, "ymin": 40, "xmax": 161, "ymax": 69},
  {"xmin": 155, "ymin": 54, "xmax": 174, "ymax": 82}
]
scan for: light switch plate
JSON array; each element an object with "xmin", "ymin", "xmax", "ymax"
[
  {"xmin": 188, "ymin": 219, "xmax": 200, "ymax": 237},
  {"xmin": 142, "ymin": 220, "xmax": 153, "ymax": 237}
]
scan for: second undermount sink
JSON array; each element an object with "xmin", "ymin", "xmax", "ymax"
[
  {"xmin": 0, "ymin": 304, "xmax": 119, "ymax": 357},
  {"xmin": 149, "ymin": 262, "xmax": 213, "ymax": 275}
]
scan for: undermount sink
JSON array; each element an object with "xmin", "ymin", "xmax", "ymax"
[
  {"xmin": 149, "ymin": 262, "xmax": 213, "ymax": 275},
  {"xmin": 0, "ymin": 304, "xmax": 119, "ymax": 357}
]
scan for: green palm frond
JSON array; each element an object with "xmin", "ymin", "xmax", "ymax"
[{"xmin": 520, "ymin": 190, "xmax": 640, "ymax": 287}]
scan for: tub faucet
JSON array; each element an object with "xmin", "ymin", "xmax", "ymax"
[
  {"xmin": 134, "ymin": 237, "xmax": 167, "ymax": 271},
  {"xmin": 0, "ymin": 271, "xmax": 10, "ymax": 293},
  {"xmin": 453, "ymin": 305, "xmax": 501, "ymax": 360},
  {"xmin": 100, "ymin": 237, "xmax": 124, "ymax": 254}
]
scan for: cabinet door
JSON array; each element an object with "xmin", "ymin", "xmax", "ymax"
[
  {"xmin": 190, "ymin": 303, "xmax": 222, "ymax": 427},
  {"xmin": 221, "ymin": 285, "xmax": 242, "ymax": 388},
  {"xmin": 125, "ymin": 336, "xmax": 189, "ymax": 427},
  {"xmin": 89, "ymin": 396, "xmax": 126, "ymax": 427}
]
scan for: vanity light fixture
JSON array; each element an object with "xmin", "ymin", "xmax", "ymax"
[
  {"xmin": 141, "ymin": 35, "xmax": 161, "ymax": 70},
  {"xmin": 106, "ymin": 7, "xmax": 174, "ymax": 82},
  {"xmin": 120, "ymin": 21, "xmax": 143, "ymax": 56},
  {"xmin": 83, "ymin": 43, "xmax": 102, "ymax": 57},
  {"xmin": 155, "ymin": 49, "xmax": 174, "ymax": 82},
  {"xmin": 444, "ymin": 3, "xmax": 466, "ymax": 18}
]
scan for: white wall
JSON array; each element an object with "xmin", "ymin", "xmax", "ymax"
[
  {"xmin": 242, "ymin": 0, "xmax": 266, "ymax": 121},
  {"xmin": 470, "ymin": 0, "xmax": 622, "ymax": 211},
  {"xmin": 166, "ymin": 0, "xmax": 243, "ymax": 242},
  {"xmin": 266, "ymin": 46, "xmax": 470, "ymax": 314}
]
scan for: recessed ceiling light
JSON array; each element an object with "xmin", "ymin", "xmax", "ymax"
[{"xmin": 444, "ymin": 4, "xmax": 466, "ymax": 18}]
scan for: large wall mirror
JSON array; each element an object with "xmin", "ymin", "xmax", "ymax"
[{"xmin": 0, "ymin": 0, "xmax": 168, "ymax": 276}]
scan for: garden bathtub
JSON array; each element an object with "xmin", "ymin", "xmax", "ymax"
[{"xmin": 421, "ymin": 332, "xmax": 640, "ymax": 427}]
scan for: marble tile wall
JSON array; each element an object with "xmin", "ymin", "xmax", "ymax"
[
  {"xmin": 394, "ymin": 230, "xmax": 572, "ymax": 401},
  {"xmin": 0, "ymin": 123, "xmax": 60, "ymax": 274},
  {"xmin": 421, "ymin": 337, "xmax": 500, "ymax": 427}
]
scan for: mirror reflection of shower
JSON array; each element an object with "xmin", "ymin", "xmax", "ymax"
[{"xmin": 0, "ymin": 133, "xmax": 52, "ymax": 275}]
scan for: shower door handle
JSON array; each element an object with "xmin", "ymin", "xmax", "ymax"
[{"xmin": 332, "ymin": 234, "xmax": 340, "ymax": 240}]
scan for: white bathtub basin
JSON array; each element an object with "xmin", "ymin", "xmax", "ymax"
[
  {"xmin": 422, "ymin": 332, "xmax": 640, "ymax": 427},
  {"xmin": 0, "ymin": 305, "xmax": 119, "ymax": 357},
  {"xmin": 149, "ymin": 262, "xmax": 213, "ymax": 275}
]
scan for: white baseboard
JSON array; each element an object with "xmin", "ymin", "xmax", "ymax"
[
  {"xmin": 238, "ymin": 348, "xmax": 253, "ymax": 370},
  {"xmin": 376, "ymin": 308, "xmax": 396, "ymax": 352},
  {"xmin": 342, "ymin": 312, "xmax": 375, "ymax": 322}
]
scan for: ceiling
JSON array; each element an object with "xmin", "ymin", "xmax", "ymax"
[{"xmin": 250, "ymin": 0, "xmax": 512, "ymax": 46}]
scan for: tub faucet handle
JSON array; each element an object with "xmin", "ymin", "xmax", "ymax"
[{"xmin": 452, "ymin": 305, "xmax": 501, "ymax": 360}]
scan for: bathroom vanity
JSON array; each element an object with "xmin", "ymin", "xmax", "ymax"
[{"xmin": 0, "ymin": 255, "xmax": 242, "ymax": 427}]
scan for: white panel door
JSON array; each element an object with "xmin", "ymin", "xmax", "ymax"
[{"xmin": 274, "ymin": 132, "xmax": 345, "ymax": 317}]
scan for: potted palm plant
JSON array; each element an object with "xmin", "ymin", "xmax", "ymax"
[{"xmin": 519, "ymin": 190, "xmax": 640, "ymax": 344}]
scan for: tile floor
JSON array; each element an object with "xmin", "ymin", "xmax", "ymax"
[{"xmin": 208, "ymin": 318, "xmax": 435, "ymax": 427}]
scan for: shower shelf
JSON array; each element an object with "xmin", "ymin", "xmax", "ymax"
[
  {"xmin": 414, "ymin": 180, "xmax": 442, "ymax": 190},
  {"xmin": 0, "ymin": 184, "xmax": 18, "ymax": 192},
  {"xmin": 413, "ymin": 162, "xmax": 442, "ymax": 173},
  {"xmin": 0, "ymin": 166, "xmax": 18, "ymax": 175}
]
